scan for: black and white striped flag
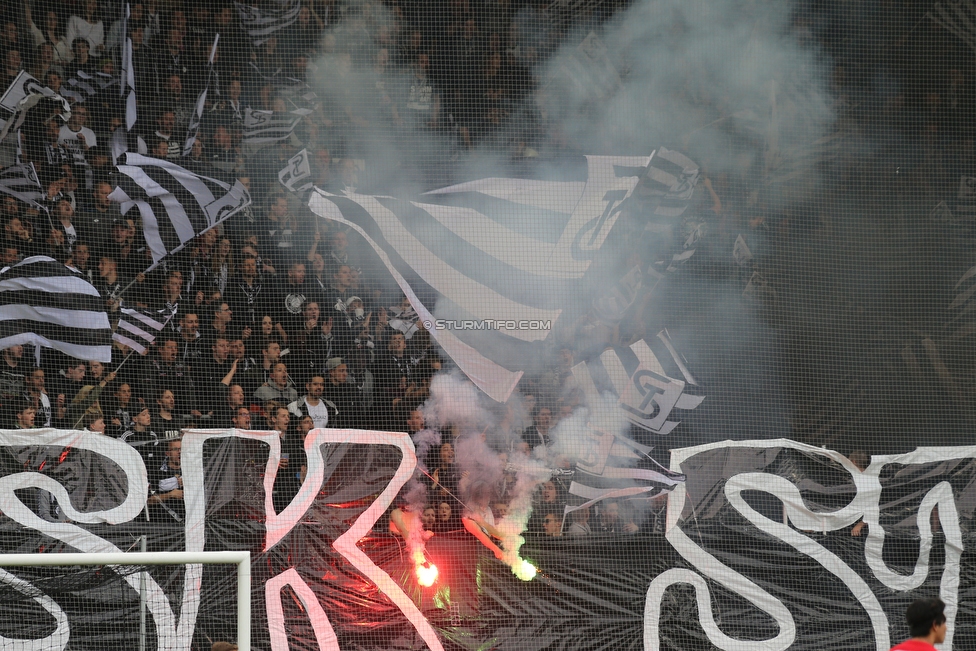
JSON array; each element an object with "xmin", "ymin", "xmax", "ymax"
[
  {"xmin": 183, "ymin": 35, "xmax": 219, "ymax": 156},
  {"xmin": 564, "ymin": 426, "xmax": 687, "ymax": 511},
  {"xmin": 234, "ymin": 0, "xmax": 302, "ymax": 46},
  {"xmin": 948, "ymin": 264, "xmax": 976, "ymax": 340},
  {"xmin": 108, "ymin": 153, "xmax": 252, "ymax": 271},
  {"xmin": 592, "ymin": 264, "xmax": 652, "ymax": 323},
  {"xmin": 0, "ymin": 256, "xmax": 112, "ymax": 361},
  {"xmin": 636, "ymin": 147, "xmax": 700, "ymax": 218},
  {"xmin": 571, "ymin": 329, "xmax": 705, "ymax": 435},
  {"xmin": 242, "ymin": 107, "xmax": 307, "ymax": 145},
  {"xmin": 307, "ymin": 154, "xmax": 650, "ymax": 402},
  {"xmin": 60, "ymin": 70, "xmax": 118, "ymax": 104},
  {"xmin": 0, "ymin": 71, "xmax": 71, "ymax": 144},
  {"xmin": 929, "ymin": 1, "xmax": 976, "ymax": 55},
  {"xmin": 113, "ymin": 304, "xmax": 170, "ymax": 353},
  {"xmin": 0, "ymin": 163, "xmax": 48, "ymax": 213}
]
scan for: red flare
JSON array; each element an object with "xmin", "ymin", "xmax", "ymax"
[{"xmin": 415, "ymin": 562, "xmax": 438, "ymax": 587}]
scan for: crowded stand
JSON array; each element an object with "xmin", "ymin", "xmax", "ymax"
[
  {"xmin": 0, "ymin": 0, "xmax": 675, "ymax": 541},
  {"xmin": 0, "ymin": 0, "xmax": 972, "ymax": 550},
  {"xmin": 2, "ymin": 0, "xmax": 976, "ymax": 648}
]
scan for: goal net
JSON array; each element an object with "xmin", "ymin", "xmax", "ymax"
[{"xmin": 0, "ymin": 551, "xmax": 250, "ymax": 651}]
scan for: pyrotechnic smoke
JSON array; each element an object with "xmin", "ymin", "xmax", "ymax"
[
  {"xmin": 394, "ymin": 507, "xmax": 438, "ymax": 587},
  {"xmin": 548, "ymin": 391, "xmax": 632, "ymax": 464},
  {"xmin": 411, "ymin": 428, "xmax": 442, "ymax": 474},
  {"xmin": 492, "ymin": 450, "xmax": 549, "ymax": 581},
  {"xmin": 420, "ymin": 373, "xmax": 550, "ymax": 579},
  {"xmin": 306, "ymin": 0, "xmax": 833, "ymax": 448},
  {"xmin": 398, "ymin": 429, "xmax": 442, "ymax": 514},
  {"xmin": 456, "ymin": 436, "xmax": 503, "ymax": 490},
  {"xmin": 392, "ymin": 428, "xmax": 445, "ymax": 586},
  {"xmin": 421, "ymin": 372, "xmax": 495, "ymax": 434}
]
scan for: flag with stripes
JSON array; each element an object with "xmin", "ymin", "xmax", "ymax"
[
  {"xmin": 636, "ymin": 147, "xmax": 700, "ymax": 218},
  {"xmin": 564, "ymin": 425, "xmax": 687, "ymax": 512},
  {"xmin": 948, "ymin": 264, "xmax": 976, "ymax": 340},
  {"xmin": 307, "ymin": 155, "xmax": 650, "ymax": 402},
  {"xmin": 277, "ymin": 78, "xmax": 319, "ymax": 110},
  {"xmin": 183, "ymin": 35, "xmax": 219, "ymax": 157},
  {"xmin": 60, "ymin": 70, "xmax": 118, "ymax": 104},
  {"xmin": 0, "ymin": 163, "xmax": 48, "ymax": 213},
  {"xmin": 592, "ymin": 264, "xmax": 651, "ymax": 323},
  {"xmin": 929, "ymin": 1, "xmax": 976, "ymax": 55},
  {"xmin": 121, "ymin": 7, "xmax": 137, "ymax": 131},
  {"xmin": 108, "ymin": 153, "xmax": 252, "ymax": 271},
  {"xmin": 571, "ymin": 329, "xmax": 705, "ymax": 435},
  {"xmin": 234, "ymin": 0, "xmax": 302, "ymax": 46},
  {"xmin": 246, "ymin": 63, "xmax": 320, "ymax": 106},
  {"xmin": 0, "ymin": 256, "xmax": 112, "ymax": 361},
  {"xmin": 242, "ymin": 107, "xmax": 307, "ymax": 145},
  {"xmin": 0, "ymin": 71, "xmax": 70, "ymax": 144},
  {"xmin": 951, "ymin": 265, "xmax": 976, "ymax": 313},
  {"xmin": 113, "ymin": 304, "xmax": 170, "ymax": 353}
]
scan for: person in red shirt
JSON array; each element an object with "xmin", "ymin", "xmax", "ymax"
[{"xmin": 890, "ymin": 598, "xmax": 947, "ymax": 651}]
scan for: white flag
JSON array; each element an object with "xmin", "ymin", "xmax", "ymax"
[{"xmin": 278, "ymin": 148, "xmax": 313, "ymax": 192}]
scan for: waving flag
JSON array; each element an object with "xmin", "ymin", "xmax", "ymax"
[
  {"xmin": 60, "ymin": 70, "xmax": 118, "ymax": 104},
  {"xmin": 113, "ymin": 304, "xmax": 171, "ymax": 354},
  {"xmin": 571, "ymin": 329, "xmax": 705, "ymax": 435},
  {"xmin": 234, "ymin": 0, "xmax": 302, "ymax": 46},
  {"xmin": 278, "ymin": 148, "xmax": 312, "ymax": 192},
  {"xmin": 183, "ymin": 35, "xmax": 219, "ymax": 156},
  {"xmin": 108, "ymin": 153, "xmax": 251, "ymax": 271},
  {"xmin": 242, "ymin": 107, "xmax": 307, "ymax": 145},
  {"xmin": 308, "ymin": 155, "xmax": 652, "ymax": 402},
  {"xmin": 119, "ymin": 4, "xmax": 136, "ymax": 128},
  {"xmin": 565, "ymin": 425, "xmax": 687, "ymax": 511},
  {"xmin": 0, "ymin": 163, "xmax": 48, "ymax": 212},
  {"xmin": 0, "ymin": 256, "xmax": 112, "ymax": 361},
  {"xmin": 636, "ymin": 147, "xmax": 700, "ymax": 217},
  {"xmin": 0, "ymin": 71, "xmax": 70, "ymax": 144},
  {"xmin": 929, "ymin": 1, "xmax": 976, "ymax": 54}
]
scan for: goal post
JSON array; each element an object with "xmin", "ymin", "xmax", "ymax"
[{"xmin": 0, "ymin": 551, "xmax": 251, "ymax": 651}]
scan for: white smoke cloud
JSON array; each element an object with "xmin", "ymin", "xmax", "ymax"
[
  {"xmin": 421, "ymin": 371, "xmax": 496, "ymax": 434},
  {"xmin": 536, "ymin": 0, "xmax": 833, "ymax": 205}
]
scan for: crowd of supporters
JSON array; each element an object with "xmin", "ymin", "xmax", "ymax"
[
  {"xmin": 2, "ymin": 0, "xmax": 969, "ymax": 539},
  {"xmin": 0, "ymin": 0, "xmax": 653, "ymax": 532}
]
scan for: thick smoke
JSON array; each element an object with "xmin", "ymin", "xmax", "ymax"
[
  {"xmin": 420, "ymin": 372, "xmax": 496, "ymax": 436},
  {"xmin": 304, "ymin": 0, "xmax": 836, "ymax": 540},
  {"xmin": 420, "ymin": 371, "xmax": 550, "ymax": 576},
  {"xmin": 548, "ymin": 392, "xmax": 631, "ymax": 465},
  {"xmin": 538, "ymin": 0, "xmax": 834, "ymax": 205}
]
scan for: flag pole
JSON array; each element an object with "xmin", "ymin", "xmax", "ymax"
[
  {"xmin": 71, "ymin": 306, "xmax": 173, "ymax": 428},
  {"xmin": 69, "ymin": 364, "xmax": 122, "ymax": 430},
  {"xmin": 109, "ymin": 273, "xmax": 144, "ymax": 304},
  {"xmin": 68, "ymin": 343, "xmax": 148, "ymax": 430}
]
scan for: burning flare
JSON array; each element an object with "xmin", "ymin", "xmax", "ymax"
[
  {"xmin": 415, "ymin": 562, "xmax": 439, "ymax": 587},
  {"xmin": 513, "ymin": 559, "xmax": 537, "ymax": 581}
]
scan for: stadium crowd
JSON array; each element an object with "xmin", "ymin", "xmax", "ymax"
[
  {"xmin": 0, "ymin": 0, "xmax": 657, "ymax": 535},
  {"xmin": 1, "ymin": 0, "xmax": 964, "ymax": 539}
]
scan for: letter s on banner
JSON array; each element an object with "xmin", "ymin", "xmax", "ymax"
[{"xmin": 0, "ymin": 429, "xmax": 186, "ymax": 651}]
